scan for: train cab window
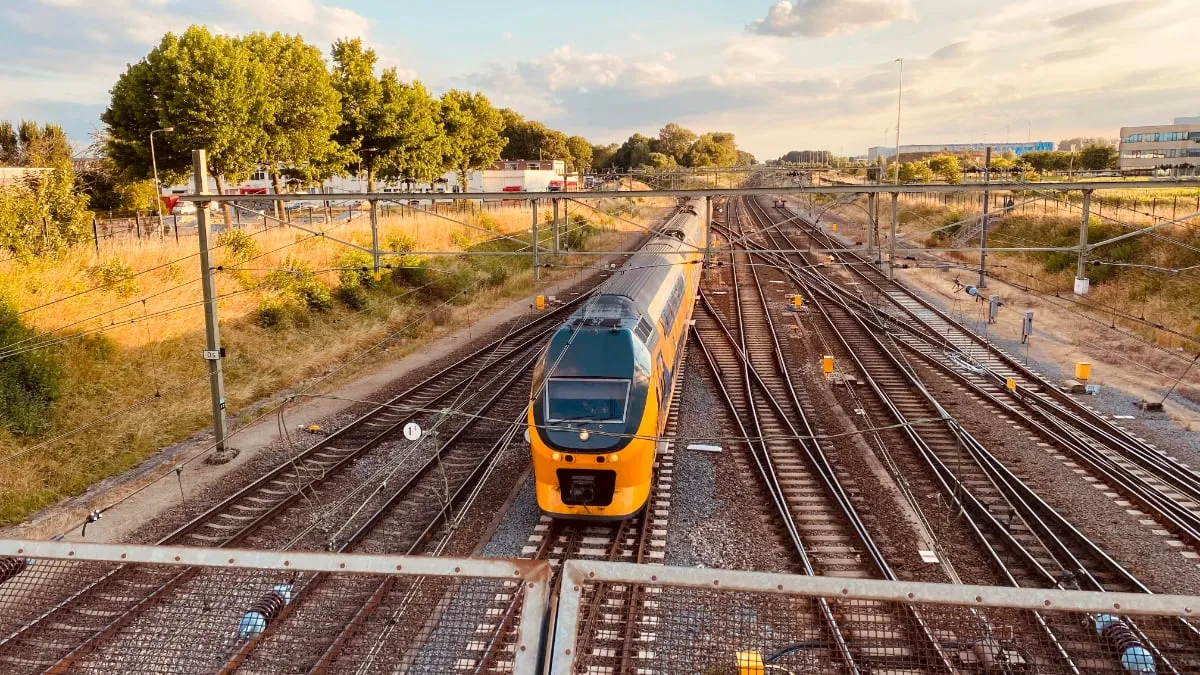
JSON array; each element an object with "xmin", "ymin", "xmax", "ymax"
[{"xmin": 546, "ymin": 378, "xmax": 630, "ymax": 423}]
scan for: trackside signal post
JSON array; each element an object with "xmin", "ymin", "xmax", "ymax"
[{"xmin": 192, "ymin": 150, "xmax": 228, "ymax": 451}]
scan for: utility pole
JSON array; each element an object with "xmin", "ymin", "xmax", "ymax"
[
  {"xmin": 1075, "ymin": 190, "xmax": 1092, "ymax": 295},
  {"xmin": 552, "ymin": 197, "xmax": 560, "ymax": 254},
  {"xmin": 369, "ymin": 199, "xmax": 380, "ymax": 278},
  {"xmin": 150, "ymin": 127, "xmax": 173, "ymax": 239},
  {"xmin": 192, "ymin": 150, "xmax": 228, "ymax": 452},
  {"xmin": 893, "ymin": 57, "xmax": 904, "ymax": 185},
  {"xmin": 979, "ymin": 146, "xmax": 991, "ymax": 288},
  {"xmin": 531, "ymin": 199, "xmax": 539, "ymax": 281},
  {"xmin": 866, "ymin": 191, "xmax": 877, "ymax": 257},
  {"xmin": 888, "ymin": 192, "xmax": 898, "ymax": 279}
]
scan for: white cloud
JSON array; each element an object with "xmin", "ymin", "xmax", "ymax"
[{"xmin": 747, "ymin": 0, "xmax": 916, "ymax": 38}]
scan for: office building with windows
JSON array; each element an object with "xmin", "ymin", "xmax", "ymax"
[{"xmin": 1118, "ymin": 117, "xmax": 1200, "ymax": 170}]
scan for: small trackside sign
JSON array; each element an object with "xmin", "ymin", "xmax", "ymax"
[{"xmin": 202, "ymin": 350, "xmax": 220, "ymax": 360}]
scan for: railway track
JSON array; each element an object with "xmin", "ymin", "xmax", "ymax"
[
  {"xmin": 731, "ymin": 193, "xmax": 1200, "ymax": 671},
  {"xmin": 0, "ymin": 283, "xmax": 613, "ymax": 673},
  {"xmin": 749, "ymin": 195, "xmax": 1200, "ymax": 554},
  {"xmin": 691, "ymin": 199, "xmax": 958, "ymax": 673}
]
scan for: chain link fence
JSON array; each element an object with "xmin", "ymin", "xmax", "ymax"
[{"xmin": 0, "ymin": 539, "xmax": 550, "ymax": 674}]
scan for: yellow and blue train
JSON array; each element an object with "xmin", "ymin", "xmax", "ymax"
[{"xmin": 528, "ymin": 200, "xmax": 706, "ymax": 519}]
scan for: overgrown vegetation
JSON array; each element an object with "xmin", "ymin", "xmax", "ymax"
[
  {"xmin": 0, "ymin": 304, "xmax": 62, "ymax": 436},
  {"xmin": 0, "ymin": 200, "xmax": 663, "ymax": 524}
]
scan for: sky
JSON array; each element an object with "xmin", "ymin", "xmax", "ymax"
[{"xmin": 2, "ymin": 0, "xmax": 1199, "ymax": 160}]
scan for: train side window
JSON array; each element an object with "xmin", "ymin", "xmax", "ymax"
[{"xmin": 634, "ymin": 317, "xmax": 654, "ymax": 344}]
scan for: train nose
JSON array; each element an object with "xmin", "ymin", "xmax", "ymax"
[{"xmin": 557, "ymin": 469, "xmax": 616, "ymax": 506}]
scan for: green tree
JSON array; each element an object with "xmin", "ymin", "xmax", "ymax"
[
  {"xmin": 646, "ymin": 152, "xmax": 675, "ymax": 169},
  {"xmin": 439, "ymin": 89, "xmax": 506, "ymax": 192},
  {"xmin": 0, "ymin": 122, "xmax": 17, "ymax": 165},
  {"xmin": 103, "ymin": 26, "xmax": 270, "ymax": 225},
  {"xmin": 927, "ymin": 154, "xmax": 961, "ymax": 183},
  {"xmin": 1079, "ymin": 143, "xmax": 1118, "ymax": 170},
  {"xmin": 242, "ymin": 32, "xmax": 342, "ymax": 215},
  {"xmin": 0, "ymin": 121, "xmax": 72, "ymax": 168},
  {"xmin": 374, "ymin": 76, "xmax": 446, "ymax": 184},
  {"xmin": 0, "ymin": 167, "xmax": 91, "ymax": 255},
  {"xmin": 683, "ymin": 132, "xmax": 738, "ymax": 167},
  {"xmin": 612, "ymin": 134, "xmax": 652, "ymax": 169},
  {"xmin": 498, "ymin": 110, "xmax": 569, "ymax": 162},
  {"xmin": 651, "ymin": 122, "xmax": 696, "ymax": 165},
  {"xmin": 897, "ymin": 161, "xmax": 934, "ymax": 183},
  {"xmin": 591, "ymin": 143, "xmax": 619, "ymax": 170},
  {"xmin": 566, "ymin": 136, "xmax": 592, "ymax": 172},
  {"xmin": 735, "ymin": 150, "xmax": 756, "ymax": 166}
]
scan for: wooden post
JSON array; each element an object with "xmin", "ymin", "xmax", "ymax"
[
  {"xmin": 92, "ymin": 215, "xmax": 100, "ymax": 256},
  {"xmin": 134, "ymin": 212, "xmax": 142, "ymax": 239}
]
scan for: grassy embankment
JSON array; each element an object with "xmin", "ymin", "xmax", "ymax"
[
  {"xmin": 882, "ymin": 194, "xmax": 1200, "ymax": 352},
  {"xmin": 0, "ymin": 196, "xmax": 670, "ymax": 525}
]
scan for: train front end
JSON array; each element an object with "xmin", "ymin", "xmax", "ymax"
[{"xmin": 528, "ymin": 297, "xmax": 657, "ymax": 520}]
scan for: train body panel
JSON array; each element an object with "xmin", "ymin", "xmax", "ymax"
[{"xmin": 529, "ymin": 199, "xmax": 705, "ymax": 519}]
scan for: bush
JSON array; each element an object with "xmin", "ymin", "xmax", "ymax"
[
  {"xmin": 217, "ymin": 228, "xmax": 259, "ymax": 264},
  {"xmin": 264, "ymin": 256, "xmax": 332, "ymax": 313},
  {"xmin": 0, "ymin": 303, "xmax": 62, "ymax": 435},
  {"xmin": 333, "ymin": 284, "xmax": 368, "ymax": 310},
  {"xmin": 0, "ymin": 166, "xmax": 91, "ymax": 256},
  {"xmin": 337, "ymin": 250, "xmax": 382, "ymax": 291},
  {"xmin": 256, "ymin": 291, "xmax": 293, "ymax": 328},
  {"xmin": 86, "ymin": 258, "xmax": 140, "ymax": 298},
  {"xmin": 423, "ymin": 265, "xmax": 477, "ymax": 303}
]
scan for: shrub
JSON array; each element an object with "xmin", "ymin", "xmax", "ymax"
[
  {"xmin": 256, "ymin": 291, "xmax": 293, "ymax": 328},
  {"xmin": 423, "ymin": 265, "xmax": 477, "ymax": 303},
  {"xmin": 333, "ymin": 284, "xmax": 368, "ymax": 310},
  {"xmin": 217, "ymin": 229, "xmax": 259, "ymax": 264},
  {"xmin": 337, "ymin": 250, "xmax": 382, "ymax": 291},
  {"xmin": 85, "ymin": 258, "xmax": 140, "ymax": 298},
  {"xmin": 264, "ymin": 256, "xmax": 333, "ymax": 313},
  {"xmin": 0, "ymin": 303, "xmax": 62, "ymax": 435}
]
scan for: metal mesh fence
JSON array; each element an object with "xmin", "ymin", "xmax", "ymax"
[
  {"xmin": 554, "ymin": 561, "xmax": 1200, "ymax": 675},
  {"xmin": 0, "ymin": 540, "xmax": 549, "ymax": 674}
]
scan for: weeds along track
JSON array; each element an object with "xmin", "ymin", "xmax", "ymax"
[
  {"xmin": 0, "ymin": 286, "xmax": 603, "ymax": 673},
  {"xmin": 729, "ymin": 194, "xmax": 1200, "ymax": 671}
]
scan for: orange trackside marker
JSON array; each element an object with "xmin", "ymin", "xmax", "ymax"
[
  {"xmin": 1075, "ymin": 362, "xmax": 1091, "ymax": 381},
  {"xmin": 1006, "ymin": 377, "xmax": 1017, "ymax": 392},
  {"xmin": 792, "ymin": 295, "xmax": 803, "ymax": 310},
  {"xmin": 830, "ymin": 223, "xmax": 838, "ymax": 232},
  {"xmin": 535, "ymin": 295, "xmax": 546, "ymax": 311},
  {"xmin": 822, "ymin": 355, "xmax": 835, "ymax": 374}
]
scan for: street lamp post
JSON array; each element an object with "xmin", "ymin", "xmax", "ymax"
[
  {"xmin": 150, "ymin": 127, "xmax": 174, "ymax": 239},
  {"xmin": 893, "ymin": 58, "xmax": 903, "ymax": 185}
]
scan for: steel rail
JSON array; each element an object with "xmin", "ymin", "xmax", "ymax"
[
  {"xmin": 745, "ymin": 196, "xmax": 1198, "ymax": 671},
  {"xmin": 728, "ymin": 207, "xmax": 1200, "ymax": 550}
]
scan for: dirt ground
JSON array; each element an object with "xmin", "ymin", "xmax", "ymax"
[
  {"xmin": 1, "ymin": 231, "xmax": 649, "ymax": 544},
  {"xmin": 799, "ymin": 199, "xmax": 1200, "ymax": 432}
]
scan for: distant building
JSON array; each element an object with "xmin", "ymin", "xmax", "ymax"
[
  {"xmin": 1118, "ymin": 117, "xmax": 1200, "ymax": 171},
  {"xmin": 166, "ymin": 159, "xmax": 572, "ymax": 199},
  {"xmin": 0, "ymin": 166, "xmax": 51, "ymax": 187},
  {"xmin": 867, "ymin": 142, "xmax": 1054, "ymax": 163}
]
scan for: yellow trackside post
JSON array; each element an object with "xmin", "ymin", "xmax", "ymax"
[
  {"xmin": 1006, "ymin": 377, "xmax": 1017, "ymax": 392},
  {"xmin": 830, "ymin": 222, "xmax": 838, "ymax": 232},
  {"xmin": 736, "ymin": 650, "xmax": 765, "ymax": 675},
  {"xmin": 1075, "ymin": 362, "xmax": 1091, "ymax": 381},
  {"xmin": 792, "ymin": 295, "xmax": 803, "ymax": 310},
  {"xmin": 822, "ymin": 355, "xmax": 835, "ymax": 375},
  {"xmin": 535, "ymin": 295, "xmax": 546, "ymax": 311}
]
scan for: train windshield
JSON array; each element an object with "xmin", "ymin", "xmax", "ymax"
[{"xmin": 545, "ymin": 378, "xmax": 630, "ymax": 424}]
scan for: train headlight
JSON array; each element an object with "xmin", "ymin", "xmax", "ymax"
[
  {"xmin": 608, "ymin": 453, "xmax": 619, "ymax": 464},
  {"xmin": 579, "ymin": 429, "xmax": 590, "ymax": 442},
  {"xmin": 551, "ymin": 452, "xmax": 562, "ymax": 462}
]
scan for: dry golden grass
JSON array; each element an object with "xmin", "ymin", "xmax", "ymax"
[{"xmin": 0, "ymin": 197, "xmax": 670, "ymax": 525}]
